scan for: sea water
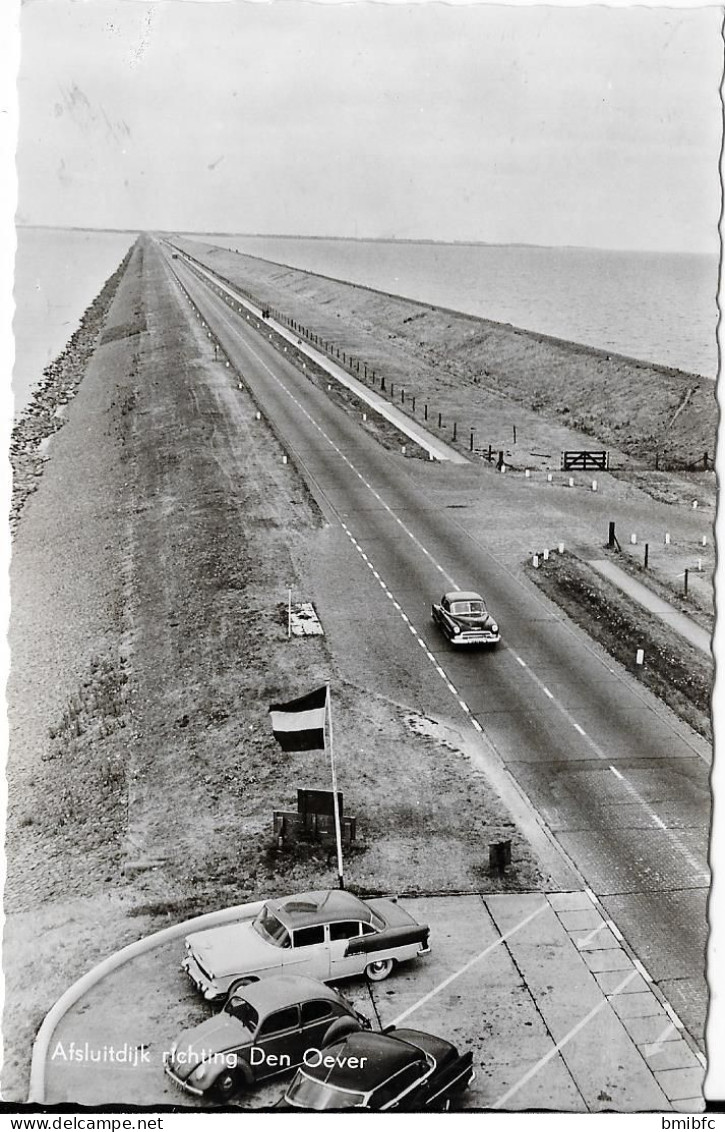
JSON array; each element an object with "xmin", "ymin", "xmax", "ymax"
[
  {"xmin": 197, "ymin": 234, "xmax": 719, "ymax": 379},
  {"xmin": 11, "ymin": 227, "xmax": 136, "ymax": 415}
]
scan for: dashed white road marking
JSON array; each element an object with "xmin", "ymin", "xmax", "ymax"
[
  {"xmin": 176, "ymin": 257, "xmax": 710, "ymax": 887},
  {"xmin": 633, "ymin": 958, "xmax": 653, "ymax": 983}
]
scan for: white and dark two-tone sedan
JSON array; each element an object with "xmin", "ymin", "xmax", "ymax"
[
  {"xmin": 182, "ymin": 889, "xmax": 430, "ymax": 1004},
  {"xmin": 432, "ymin": 591, "xmax": 500, "ymax": 646}
]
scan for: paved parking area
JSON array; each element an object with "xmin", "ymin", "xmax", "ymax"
[{"xmin": 43, "ymin": 892, "xmax": 704, "ymax": 1112}]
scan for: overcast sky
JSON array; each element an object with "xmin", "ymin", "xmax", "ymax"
[{"xmin": 12, "ymin": 1, "xmax": 724, "ymax": 252}]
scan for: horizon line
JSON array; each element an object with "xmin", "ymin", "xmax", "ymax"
[{"xmin": 14, "ymin": 224, "xmax": 715, "ymax": 258}]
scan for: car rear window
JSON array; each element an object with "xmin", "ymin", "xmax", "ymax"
[
  {"xmin": 330, "ymin": 921, "xmax": 362, "ymax": 941},
  {"xmin": 224, "ymin": 995, "xmax": 259, "ymax": 1031}
]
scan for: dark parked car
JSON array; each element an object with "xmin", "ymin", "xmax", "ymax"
[
  {"xmin": 432, "ymin": 590, "xmax": 500, "ymax": 646},
  {"xmin": 163, "ymin": 974, "xmax": 370, "ymax": 1102},
  {"xmin": 277, "ymin": 1027, "xmax": 474, "ymax": 1111}
]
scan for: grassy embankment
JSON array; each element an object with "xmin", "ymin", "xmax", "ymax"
[{"xmin": 176, "ymin": 239, "xmax": 716, "ymax": 472}]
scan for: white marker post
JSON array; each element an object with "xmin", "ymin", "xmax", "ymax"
[
  {"xmin": 636, "ymin": 649, "xmax": 644, "ymax": 665},
  {"xmin": 288, "ymin": 589, "xmax": 292, "ymax": 639},
  {"xmin": 325, "ymin": 686, "xmax": 345, "ymax": 890}
]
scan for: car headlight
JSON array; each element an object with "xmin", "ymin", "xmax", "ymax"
[
  {"xmin": 490, "ymin": 622, "xmax": 498, "ymax": 633},
  {"xmin": 190, "ymin": 1063, "xmax": 211, "ymax": 1085},
  {"xmin": 452, "ymin": 624, "xmax": 461, "ymax": 635}
]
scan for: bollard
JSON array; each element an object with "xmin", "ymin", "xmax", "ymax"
[
  {"xmin": 543, "ymin": 549, "xmax": 550, "ymax": 561},
  {"xmin": 547, "ymin": 473, "xmax": 553, "ymax": 483},
  {"xmin": 636, "ymin": 649, "xmax": 644, "ymax": 666},
  {"xmin": 401, "ymin": 445, "xmax": 407, "ymax": 456},
  {"xmin": 533, "ymin": 554, "xmax": 540, "ymax": 568},
  {"xmin": 256, "ymin": 411, "xmax": 261, "ymax": 420},
  {"xmin": 630, "ymin": 534, "xmax": 637, "ymax": 545},
  {"xmin": 698, "ymin": 558, "xmax": 703, "ymax": 572},
  {"xmin": 665, "ymin": 532, "xmax": 671, "ymax": 545},
  {"xmin": 500, "ymin": 463, "xmax": 507, "ymax": 475},
  {"xmin": 282, "ymin": 455, "xmax": 288, "ymax": 465},
  {"xmin": 489, "ymin": 840, "xmax": 511, "ymax": 873},
  {"xmin": 558, "ymin": 542, "xmax": 565, "ymax": 554},
  {"xmin": 568, "ymin": 477, "xmax": 574, "ymax": 488},
  {"xmin": 702, "ymin": 535, "xmax": 708, "ymax": 546},
  {"xmin": 525, "ymin": 469, "xmax": 531, "ymax": 478},
  {"xmin": 363, "ymin": 413, "xmax": 367, "ymax": 422},
  {"xmin": 328, "ymin": 384, "xmax": 332, "ymax": 391},
  {"xmin": 692, "ymin": 501, "xmax": 698, "ymax": 510},
  {"xmin": 592, "ymin": 480, "xmax": 598, "ymax": 492}
]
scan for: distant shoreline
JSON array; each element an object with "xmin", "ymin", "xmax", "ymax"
[{"xmin": 15, "ymin": 225, "xmax": 716, "ymax": 258}]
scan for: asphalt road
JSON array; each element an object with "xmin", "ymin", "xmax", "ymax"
[{"xmin": 162, "ymin": 244, "xmax": 710, "ymax": 1050}]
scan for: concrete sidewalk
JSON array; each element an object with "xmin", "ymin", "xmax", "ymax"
[
  {"xmin": 587, "ymin": 559, "xmax": 711, "ymax": 655},
  {"xmin": 42, "ymin": 892, "xmax": 704, "ymax": 1111}
]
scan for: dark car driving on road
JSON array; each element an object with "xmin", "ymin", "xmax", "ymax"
[{"xmin": 432, "ymin": 591, "xmax": 500, "ymax": 646}]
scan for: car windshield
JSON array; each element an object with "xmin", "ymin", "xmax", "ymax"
[
  {"xmin": 253, "ymin": 906, "xmax": 291, "ymax": 947},
  {"xmin": 223, "ymin": 994, "xmax": 259, "ymax": 1031},
  {"xmin": 286, "ymin": 1073, "xmax": 366, "ymax": 1111},
  {"xmin": 450, "ymin": 600, "xmax": 485, "ymax": 616}
]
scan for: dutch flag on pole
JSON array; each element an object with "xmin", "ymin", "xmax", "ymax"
[{"xmin": 268, "ymin": 685, "xmax": 328, "ymax": 751}]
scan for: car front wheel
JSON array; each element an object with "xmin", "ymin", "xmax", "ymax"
[
  {"xmin": 211, "ymin": 1064, "xmax": 250, "ymax": 1103},
  {"xmin": 365, "ymin": 957, "xmax": 394, "ymax": 981}
]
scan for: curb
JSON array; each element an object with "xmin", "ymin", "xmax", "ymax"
[{"xmin": 27, "ymin": 900, "xmax": 265, "ymax": 1103}]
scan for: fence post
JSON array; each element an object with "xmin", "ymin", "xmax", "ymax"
[
  {"xmin": 470, "ymin": 430, "xmax": 475, "ymax": 451},
  {"xmin": 608, "ymin": 521, "xmax": 616, "ymax": 549},
  {"xmin": 684, "ymin": 569, "xmax": 689, "ymax": 596},
  {"xmin": 424, "ymin": 404, "xmax": 428, "ymax": 421},
  {"xmin": 438, "ymin": 412, "xmax": 442, "ymax": 428},
  {"xmin": 644, "ymin": 543, "xmax": 649, "ymax": 568},
  {"xmin": 453, "ymin": 422, "xmax": 457, "ymax": 441}
]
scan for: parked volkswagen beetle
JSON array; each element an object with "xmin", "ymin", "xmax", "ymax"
[{"xmin": 164, "ymin": 974, "xmax": 370, "ymax": 1102}]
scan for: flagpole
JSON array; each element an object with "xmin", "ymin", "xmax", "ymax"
[{"xmin": 325, "ymin": 684, "xmax": 345, "ymax": 889}]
